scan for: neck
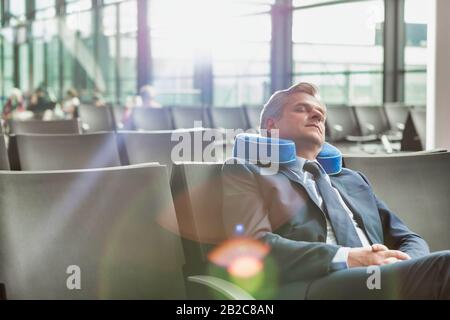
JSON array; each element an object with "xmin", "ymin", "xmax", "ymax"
[{"xmin": 295, "ymin": 142, "xmax": 321, "ymax": 160}]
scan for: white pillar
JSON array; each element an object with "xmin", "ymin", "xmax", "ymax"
[{"xmin": 427, "ymin": 0, "xmax": 450, "ymax": 150}]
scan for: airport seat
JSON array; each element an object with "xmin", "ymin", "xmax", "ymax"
[
  {"xmin": 78, "ymin": 104, "xmax": 116, "ymax": 133},
  {"xmin": 208, "ymin": 107, "xmax": 249, "ymax": 130},
  {"xmin": 401, "ymin": 109, "xmax": 426, "ymax": 151},
  {"xmin": 325, "ymin": 105, "xmax": 377, "ymax": 154},
  {"xmin": 0, "ymin": 163, "xmax": 254, "ymax": 299},
  {"xmin": 353, "ymin": 106, "xmax": 392, "ymax": 136},
  {"xmin": 118, "ymin": 129, "xmax": 227, "ymax": 177},
  {"xmin": 244, "ymin": 106, "xmax": 262, "ymax": 130},
  {"xmin": 343, "ymin": 152, "xmax": 450, "ymax": 252},
  {"xmin": 0, "ymin": 135, "xmax": 9, "ymax": 170},
  {"xmin": 9, "ymin": 119, "xmax": 81, "ymax": 135},
  {"xmin": 384, "ymin": 103, "xmax": 412, "ymax": 133},
  {"xmin": 171, "ymin": 106, "xmax": 208, "ymax": 129},
  {"xmin": 8, "ymin": 132, "xmax": 121, "ymax": 171},
  {"xmin": 171, "ymin": 162, "xmax": 316, "ymax": 300},
  {"xmin": 131, "ymin": 107, "xmax": 174, "ymax": 131},
  {"xmin": 353, "ymin": 105, "xmax": 402, "ymax": 153},
  {"xmin": 0, "ymin": 164, "xmax": 187, "ymax": 299}
]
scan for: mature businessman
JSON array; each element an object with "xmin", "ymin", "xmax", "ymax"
[{"xmin": 221, "ymin": 82, "xmax": 449, "ymax": 299}]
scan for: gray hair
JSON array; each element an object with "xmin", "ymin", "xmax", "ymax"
[{"xmin": 259, "ymin": 82, "xmax": 323, "ymax": 129}]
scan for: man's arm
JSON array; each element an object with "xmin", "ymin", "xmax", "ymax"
[
  {"xmin": 357, "ymin": 172, "xmax": 430, "ymax": 259},
  {"xmin": 222, "ymin": 160, "xmax": 342, "ymax": 282}
]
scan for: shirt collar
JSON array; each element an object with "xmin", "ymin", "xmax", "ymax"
[{"xmin": 296, "ymin": 156, "xmax": 326, "ymax": 175}]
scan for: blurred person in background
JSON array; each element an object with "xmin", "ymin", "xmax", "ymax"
[
  {"xmin": 139, "ymin": 85, "xmax": 161, "ymax": 108},
  {"xmin": 2, "ymin": 88, "xmax": 25, "ymax": 121},
  {"xmin": 62, "ymin": 88, "xmax": 81, "ymax": 118},
  {"xmin": 92, "ymin": 89, "xmax": 106, "ymax": 108},
  {"xmin": 28, "ymin": 85, "xmax": 56, "ymax": 119}
]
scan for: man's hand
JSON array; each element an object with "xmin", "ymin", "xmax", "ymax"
[{"xmin": 347, "ymin": 244, "xmax": 411, "ymax": 268}]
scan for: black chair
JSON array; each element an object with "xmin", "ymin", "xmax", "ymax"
[
  {"xmin": 353, "ymin": 106, "xmax": 391, "ymax": 136},
  {"xmin": 132, "ymin": 108, "xmax": 173, "ymax": 131},
  {"xmin": 384, "ymin": 103, "xmax": 412, "ymax": 133},
  {"xmin": 325, "ymin": 105, "xmax": 378, "ymax": 154},
  {"xmin": 353, "ymin": 105, "xmax": 402, "ymax": 153},
  {"xmin": 244, "ymin": 106, "xmax": 262, "ymax": 130},
  {"xmin": 78, "ymin": 104, "xmax": 116, "ymax": 133},
  {"xmin": 9, "ymin": 132, "xmax": 121, "ymax": 171},
  {"xmin": 208, "ymin": 107, "xmax": 249, "ymax": 130},
  {"xmin": 118, "ymin": 129, "xmax": 226, "ymax": 178},
  {"xmin": 9, "ymin": 119, "xmax": 81, "ymax": 135},
  {"xmin": 171, "ymin": 106, "xmax": 208, "ymax": 129},
  {"xmin": 0, "ymin": 135, "xmax": 9, "ymax": 170},
  {"xmin": 325, "ymin": 105, "xmax": 361, "ymax": 142},
  {"xmin": 344, "ymin": 152, "xmax": 450, "ymax": 252},
  {"xmin": 401, "ymin": 109, "xmax": 426, "ymax": 151},
  {"xmin": 0, "ymin": 164, "xmax": 187, "ymax": 299}
]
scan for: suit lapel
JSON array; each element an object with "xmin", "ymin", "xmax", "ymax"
[
  {"xmin": 278, "ymin": 160, "xmax": 326, "ymax": 216},
  {"xmin": 329, "ymin": 175, "xmax": 383, "ymax": 244}
]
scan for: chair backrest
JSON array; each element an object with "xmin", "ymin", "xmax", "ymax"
[
  {"xmin": 208, "ymin": 107, "xmax": 248, "ymax": 130},
  {"xmin": 244, "ymin": 106, "xmax": 262, "ymax": 130},
  {"xmin": 401, "ymin": 109, "xmax": 426, "ymax": 151},
  {"xmin": 10, "ymin": 119, "xmax": 81, "ymax": 135},
  {"xmin": 118, "ymin": 129, "xmax": 226, "ymax": 178},
  {"xmin": 78, "ymin": 104, "xmax": 116, "ymax": 132},
  {"xmin": 171, "ymin": 163, "xmax": 225, "ymax": 273},
  {"xmin": 132, "ymin": 107, "xmax": 173, "ymax": 131},
  {"xmin": 343, "ymin": 152, "xmax": 450, "ymax": 252},
  {"xmin": 384, "ymin": 104, "xmax": 412, "ymax": 132},
  {"xmin": 0, "ymin": 135, "xmax": 9, "ymax": 170},
  {"xmin": 9, "ymin": 132, "xmax": 121, "ymax": 171},
  {"xmin": 325, "ymin": 105, "xmax": 360, "ymax": 141},
  {"xmin": 0, "ymin": 164, "xmax": 186, "ymax": 299},
  {"xmin": 353, "ymin": 106, "xmax": 390, "ymax": 136},
  {"xmin": 171, "ymin": 106, "xmax": 207, "ymax": 129}
]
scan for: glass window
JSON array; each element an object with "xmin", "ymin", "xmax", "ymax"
[
  {"xmin": 35, "ymin": 0, "xmax": 56, "ymax": 19},
  {"xmin": 292, "ymin": 0, "xmax": 384, "ymax": 105},
  {"xmin": 150, "ymin": 0, "xmax": 198, "ymax": 105},
  {"xmin": 100, "ymin": 4, "xmax": 118, "ymax": 103},
  {"xmin": 62, "ymin": 10, "xmax": 96, "ymax": 101},
  {"xmin": 119, "ymin": 0, "xmax": 137, "ymax": 104},
  {"xmin": 404, "ymin": 0, "xmax": 430, "ymax": 105},
  {"xmin": 9, "ymin": 0, "xmax": 27, "ymax": 25},
  {"xmin": 65, "ymin": 0, "xmax": 92, "ymax": 14},
  {"xmin": 150, "ymin": 0, "xmax": 271, "ymax": 106}
]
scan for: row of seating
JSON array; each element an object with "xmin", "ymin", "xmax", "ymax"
[
  {"xmin": 4, "ymin": 129, "xmax": 229, "ymax": 175},
  {"xmin": 2, "ymin": 105, "xmax": 258, "ymax": 133},
  {"xmin": 326, "ymin": 105, "xmax": 426, "ymax": 153},
  {"xmin": 1, "ymin": 151, "xmax": 448, "ymax": 299},
  {"xmin": 5, "ymin": 104, "xmax": 420, "ymax": 139}
]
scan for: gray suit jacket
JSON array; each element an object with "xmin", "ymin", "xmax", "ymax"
[{"xmin": 221, "ymin": 157, "xmax": 429, "ymax": 296}]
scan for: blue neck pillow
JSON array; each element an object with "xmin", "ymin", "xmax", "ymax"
[{"xmin": 232, "ymin": 133, "xmax": 342, "ymax": 175}]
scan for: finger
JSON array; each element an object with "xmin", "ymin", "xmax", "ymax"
[
  {"xmin": 371, "ymin": 244, "xmax": 389, "ymax": 252},
  {"xmin": 383, "ymin": 250, "xmax": 411, "ymax": 260},
  {"xmin": 381, "ymin": 257, "xmax": 400, "ymax": 265}
]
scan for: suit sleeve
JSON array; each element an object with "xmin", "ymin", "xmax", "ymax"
[
  {"xmin": 357, "ymin": 172, "xmax": 430, "ymax": 258},
  {"xmin": 222, "ymin": 160, "xmax": 342, "ymax": 282}
]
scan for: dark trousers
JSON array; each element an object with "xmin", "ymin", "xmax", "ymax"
[{"xmin": 306, "ymin": 251, "xmax": 450, "ymax": 300}]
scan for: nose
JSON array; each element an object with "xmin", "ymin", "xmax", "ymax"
[{"xmin": 310, "ymin": 108, "xmax": 324, "ymax": 122}]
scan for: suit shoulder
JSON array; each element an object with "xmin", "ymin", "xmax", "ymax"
[{"xmin": 337, "ymin": 167, "xmax": 367, "ymax": 180}]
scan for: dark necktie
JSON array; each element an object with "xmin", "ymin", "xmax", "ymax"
[{"xmin": 303, "ymin": 161, "xmax": 363, "ymax": 248}]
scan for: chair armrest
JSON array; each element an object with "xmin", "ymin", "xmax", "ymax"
[
  {"xmin": 346, "ymin": 134, "xmax": 378, "ymax": 143},
  {"xmin": 188, "ymin": 275, "xmax": 255, "ymax": 300}
]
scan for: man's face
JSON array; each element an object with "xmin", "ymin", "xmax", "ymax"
[{"xmin": 269, "ymin": 92, "xmax": 326, "ymax": 147}]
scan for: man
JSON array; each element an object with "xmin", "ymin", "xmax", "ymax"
[{"xmin": 222, "ymin": 82, "xmax": 449, "ymax": 299}]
